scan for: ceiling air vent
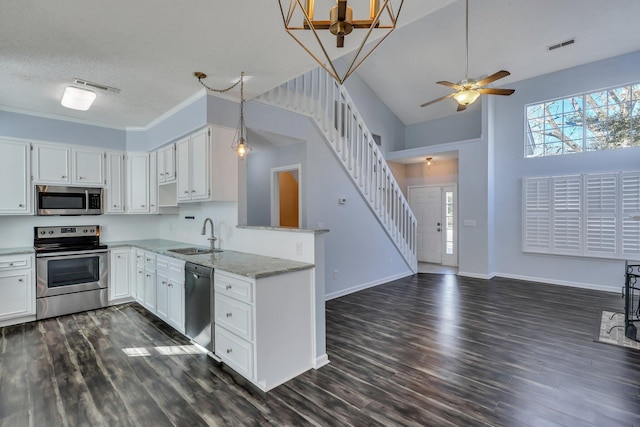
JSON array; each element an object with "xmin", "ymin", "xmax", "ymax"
[
  {"xmin": 547, "ymin": 38, "xmax": 575, "ymax": 52},
  {"xmin": 73, "ymin": 78, "xmax": 120, "ymax": 93}
]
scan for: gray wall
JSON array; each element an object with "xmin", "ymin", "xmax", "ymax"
[
  {"xmin": 491, "ymin": 49, "xmax": 640, "ymax": 290},
  {"xmin": 405, "ymin": 108, "xmax": 481, "ymax": 149}
]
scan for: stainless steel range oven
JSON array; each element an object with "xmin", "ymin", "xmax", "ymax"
[{"xmin": 34, "ymin": 225, "xmax": 108, "ymax": 320}]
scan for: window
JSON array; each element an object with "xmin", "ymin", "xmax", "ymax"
[
  {"xmin": 445, "ymin": 191, "xmax": 454, "ymax": 255},
  {"xmin": 525, "ymin": 83, "xmax": 640, "ymax": 157},
  {"xmin": 522, "ymin": 172, "xmax": 640, "ymax": 260}
]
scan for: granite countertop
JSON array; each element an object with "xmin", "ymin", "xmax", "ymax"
[
  {"xmin": 0, "ymin": 247, "xmax": 35, "ymax": 256},
  {"xmin": 236, "ymin": 225, "xmax": 329, "ymax": 234},
  {"xmin": 106, "ymin": 239, "xmax": 314, "ymax": 279}
]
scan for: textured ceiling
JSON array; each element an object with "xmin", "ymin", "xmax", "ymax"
[{"xmin": 1, "ymin": 1, "xmax": 640, "ymax": 130}]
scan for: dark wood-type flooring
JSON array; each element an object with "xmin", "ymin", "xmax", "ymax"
[{"xmin": 1, "ymin": 274, "xmax": 640, "ymax": 426}]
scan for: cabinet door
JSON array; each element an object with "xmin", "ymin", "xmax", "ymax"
[
  {"xmin": 156, "ymin": 148, "xmax": 166, "ymax": 183},
  {"xmin": 0, "ymin": 269, "xmax": 33, "ymax": 320},
  {"xmin": 110, "ymin": 250, "xmax": 130, "ymax": 301},
  {"xmin": 164, "ymin": 144, "xmax": 176, "ymax": 182},
  {"xmin": 167, "ymin": 277, "xmax": 184, "ymax": 332},
  {"xmin": 176, "ymin": 137, "xmax": 191, "ymax": 201},
  {"xmin": 156, "ymin": 270, "xmax": 169, "ymax": 321},
  {"xmin": 73, "ymin": 149, "xmax": 104, "ymax": 185},
  {"xmin": 189, "ymin": 128, "xmax": 210, "ymax": 201},
  {"xmin": 106, "ymin": 152, "xmax": 125, "ymax": 213},
  {"xmin": 149, "ymin": 151, "xmax": 158, "ymax": 214},
  {"xmin": 0, "ymin": 140, "xmax": 31, "ymax": 214},
  {"xmin": 135, "ymin": 266, "xmax": 145, "ymax": 303},
  {"xmin": 144, "ymin": 268, "xmax": 156, "ymax": 312},
  {"xmin": 127, "ymin": 153, "xmax": 150, "ymax": 213},
  {"xmin": 33, "ymin": 144, "xmax": 70, "ymax": 184}
]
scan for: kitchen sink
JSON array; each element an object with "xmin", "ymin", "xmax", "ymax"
[{"xmin": 167, "ymin": 247, "xmax": 223, "ymax": 255}]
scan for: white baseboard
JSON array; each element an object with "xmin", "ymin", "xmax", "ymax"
[
  {"xmin": 457, "ymin": 271, "xmax": 495, "ymax": 280},
  {"xmin": 0, "ymin": 315, "xmax": 35, "ymax": 328},
  {"xmin": 493, "ymin": 272, "xmax": 620, "ymax": 293},
  {"xmin": 325, "ymin": 270, "xmax": 414, "ymax": 301},
  {"xmin": 313, "ymin": 353, "xmax": 330, "ymax": 369}
]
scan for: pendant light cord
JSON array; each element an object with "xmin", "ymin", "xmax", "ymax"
[
  {"xmin": 195, "ymin": 73, "xmax": 243, "ymax": 93},
  {"xmin": 464, "ymin": 0, "xmax": 469, "ymax": 80}
]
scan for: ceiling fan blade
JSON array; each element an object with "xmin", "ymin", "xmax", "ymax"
[
  {"xmin": 420, "ymin": 92, "xmax": 455, "ymax": 108},
  {"xmin": 475, "ymin": 70, "xmax": 510, "ymax": 87},
  {"xmin": 437, "ymin": 81, "xmax": 462, "ymax": 90},
  {"xmin": 457, "ymin": 103, "xmax": 468, "ymax": 112},
  {"xmin": 338, "ymin": 0, "xmax": 347, "ymax": 21},
  {"xmin": 477, "ymin": 88, "xmax": 515, "ymax": 96},
  {"xmin": 337, "ymin": 35, "xmax": 344, "ymax": 48}
]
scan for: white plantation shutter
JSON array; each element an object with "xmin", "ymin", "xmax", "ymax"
[
  {"xmin": 584, "ymin": 173, "xmax": 617, "ymax": 257},
  {"xmin": 621, "ymin": 172, "xmax": 640, "ymax": 258},
  {"xmin": 552, "ymin": 175, "xmax": 582, "ymax": 255},
  {"xmin": 522, "ymin": 177, "xmax": 550, "ymax": 252}
]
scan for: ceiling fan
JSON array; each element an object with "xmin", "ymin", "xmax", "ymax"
[{"xmin": 420, "ymin": 0, "xmax": 514, "ymax": 112}]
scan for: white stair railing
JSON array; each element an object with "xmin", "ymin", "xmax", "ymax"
[{"xmin": 257, "ymin": 68, "xmax": 418, "ymax": 272}]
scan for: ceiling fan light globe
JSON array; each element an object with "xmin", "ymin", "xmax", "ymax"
[{"xmin": 453, "ymin": 89, "xmax": 480, "ymax": 106}]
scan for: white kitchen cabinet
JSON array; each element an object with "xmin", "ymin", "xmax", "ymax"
[
  {"xmin": 176, "ymin": 125, "xmax": 238, "ymax": 203},
  {"xmin": 214, "ymin": 269, "xmax": 313, "ymax": 392},
  {"xmin": 149, "ymin": 151, "xmax": 158, "ymax": 214},
  {"xmin": 0, "ymin": 139, "xmax": 31, "ymax": 215},
  {"xmin": 157, "ymin": 144, "xmax": 176, "ymax": 183},
  {"xmin": 0, "ymin": 254, "xmax": 35, "ymax": 326},
  {"xmin": 32, "ymin": 144, "xmax": 71, "ymax": 184},
  {"xmin": 143, "ymin": 252, "xmax": 157, "ymax": 312},
  {"xmin": 126, "ymin": 152, "xmax": 150, "ymax": 213},
  {"xmin": 32, "ymin": 144, "xmax": 104, "ymax": 186},
  {"xmin": 72, "ymin": 148, "xmax": 104, "ymax": 185},
  {"xmin": 105, "ymin": 151, "xmax": 125, "ymax": 214},
  {"xmin": 156, "ymin": 255, "xmax": 185, "ymax": 332},
  {"xmin": 109, "ymin": 249, "xmax": 131, "ymax": 303}
]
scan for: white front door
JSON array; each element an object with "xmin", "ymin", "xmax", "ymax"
[
  {"xmin": 409, "ymin": 186, "xmax": 442, "ymax": 263},
  {"xmin": 409, "ymin": 184, "xmax": 458, "ymax": 266}
]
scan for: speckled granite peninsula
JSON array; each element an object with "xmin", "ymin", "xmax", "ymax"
[{"xmin": 105, "ymin": 239, "xmax": 314, "ymax": 279}]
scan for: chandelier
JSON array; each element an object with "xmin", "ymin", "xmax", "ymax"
[
  {"xmin": 194, "ymin": 71, "xmax": 252, "ymax": 160},
  {"xmin": 277, "ymin": 0, "xmax": 405, "ymax": 84}
]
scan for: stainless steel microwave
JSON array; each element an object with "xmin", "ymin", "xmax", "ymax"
[{"xmin": 36, "ymin": 185, "xmax": 103, "ymax": 215}]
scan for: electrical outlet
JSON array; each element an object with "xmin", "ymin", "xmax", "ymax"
[
  {"xmin": 333, "ymin": 270, "xmax": 339, "ymax": 279},
  {"xmin": 296, "ymin": 242, "xmax": 303, "ymax": 255}
]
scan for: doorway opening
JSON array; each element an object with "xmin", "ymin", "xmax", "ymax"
[
  {"xmin": 271, "ymin": 164, "xmax": 302, "ymax": 228},
  {"xmin": 408, "ymin": 184, "xmax": 457, "ymax": 266}
]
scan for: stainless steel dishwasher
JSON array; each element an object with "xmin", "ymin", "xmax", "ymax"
[{"xmin": 184, "ymin": 262, "xmax": 214, "ymax": 352}]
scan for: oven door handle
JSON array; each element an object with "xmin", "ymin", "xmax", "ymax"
[
  {"xmin": 36, "ymin": 249, "xmax": 109, "ymax": 259},
  {"xmin": 86, "ymin": 189, "xmax": 89, "ymax": 212}
]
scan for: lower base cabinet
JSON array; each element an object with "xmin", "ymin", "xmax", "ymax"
[
  {"xmin": 214, "ymin": 269, "xmax": 314, "ymax": 392},
  {"xmin": 0, "ymin": 254, "xmax": 35, "ymax": 326},
  {"xmin": 156, "ymin": 255, "xmax": 185, "ymax": 333}
]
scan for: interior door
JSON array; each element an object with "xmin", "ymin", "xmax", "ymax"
[{"xmin": 409, "ymin": 186, "xmax": 442, "ymax": 263}]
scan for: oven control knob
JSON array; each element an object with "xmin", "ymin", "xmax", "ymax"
[
  {"xmin": 48, "ymin": 231, "xmax": 54, "ymax": 234},
  {"xmin": 83, "ymin": 229, "xmax": 88, "ymax": 233},
  {"xmin": 40, "ymin": 231, "xmax": 46, "ymax": 235},
  {"xmin": 90, "ymin": 229, "xmax": 94, "ymax": 233}
]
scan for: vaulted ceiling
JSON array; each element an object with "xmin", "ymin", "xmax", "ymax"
[{"xmin": 2, "ymin": 1, "xmax": 640, "ymax": 130}]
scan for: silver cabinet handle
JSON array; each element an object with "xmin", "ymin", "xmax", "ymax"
[
  {"xmin": 184, "ymin": 191, "xmax": 189, "ymax": 194},
  {"xmin": 226, "ymin": 312, "xmax": 232, "ymax": 318},
  {"xmin": 225, "ymin": 285, "xmax": 232, "ymax": 290},
  {"xmin": 226, "ymin": 348, "xmax": 233, "ymax": 354}
]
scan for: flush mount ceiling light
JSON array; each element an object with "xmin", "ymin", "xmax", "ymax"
[
  {"xmin": 60, "ymin": 86, "xmax": 96, "ymax": 111},
  {"xmin": 277, "ymin": 0, "xmax": 405, "ymax": 84},
  {"xmin": 194, "ymin": 71, "xmax": 252, "ymax": 160},
  {"xmin": 426, "ymin": 157, "xmax": 433, "ymax": 168}
]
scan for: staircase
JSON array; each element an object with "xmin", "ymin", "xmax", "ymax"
[{"xmin": 257, "ymin": 68, "xmax": 418, "ymax": 272}]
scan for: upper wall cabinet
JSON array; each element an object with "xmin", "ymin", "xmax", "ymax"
[
  {"xmin": 32, "ymin": 143, "xmax": 104, "ymax": 186},
  {"xmin": 176, "ymin": 125, "xmax": 238, "ymax": 203},
  {"xmin": 0, "ymin": 139, "xmax": 31, "ymax": 215},
  {"xmin": 105, "ymin": 151, "xmax": 126, "ymax": 214},
  {"xmin": 157, "ymin": 143, "xmax": 176, "ymax": 184},
  {"xmin": 126, "ymin": 152, "xmax": 150, "ymax": 214}
]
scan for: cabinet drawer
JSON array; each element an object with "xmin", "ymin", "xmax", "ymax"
[
  {"xmin": 215, "ymin": 325, "xmax": 253, "ymax": 380},
  {"xmin": 215, "ymin": 294, "xmax": 253, "ymax": 341},
  {"xmin": 0, "ymin": 255, "xmax": 32, "ymax": 270},
  {"xmin": 214, "ymin": 272, "xmax": 253, "ymax": 303}
]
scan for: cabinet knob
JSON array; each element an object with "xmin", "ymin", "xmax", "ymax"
[
  {"xmin": 151, "ymin": 204, "xmax": 155, "ymax": 207},
  {"xmin": 225, "ymin": 285, "xmax": 232, "ymax": 290},
  {"xmin": 191, "ymin": 190, "xmax": 196, "ymax": 193},
  {"xmin": 18, "ymin": 278, "xmax": 23, "ymax": 282},
  {"xmin": 226, "ymin": 312, "xmax": 232, "ymax": 318},
  {"xmin": 9, "ymin": 262, "xmax": 14, "ymax": 266},
  {"xmin": 61, "ymin": 175, "xmax": 67, "ymax": 179},
  {"xmin": 226, "ymin": 348, "xmax": 233, "ymax": 354},
  {"xmin": 79, "ymin": 176, "xmax": 84, "ymax": 180},
  {"xmin": 146, "ymin": 274, "xmax": 150, "ymax": 277},
  {"xmin": 117, "ymin": 255, "xmax": 121, "ymax": 259},
  {"xmin": 141, "ymin": 205, "xmax": 145, "ymax": 208},
  {"xmin": 113, "ymin": 204, "xmax": 117, "ymax": 207},
  {"xmin": 162, "ymin": 281, "xmax": 167, "ymax": 285},
  {"xmin": 18, "ymin": 204, "xmax": 24, "ymax": 208}
]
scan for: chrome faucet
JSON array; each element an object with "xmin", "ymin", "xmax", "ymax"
[{"xmin": 201, "ymin": 217, "xmax": 217, "ymax": 252}]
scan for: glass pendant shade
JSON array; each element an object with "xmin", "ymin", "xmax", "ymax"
[
  {"xmin": 61, "ymin": 86, "xmax": 96, "ymax": 111},
  {"xmin": 453, "ymin": 89, "xmax": 480, "ymax": 106}
]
